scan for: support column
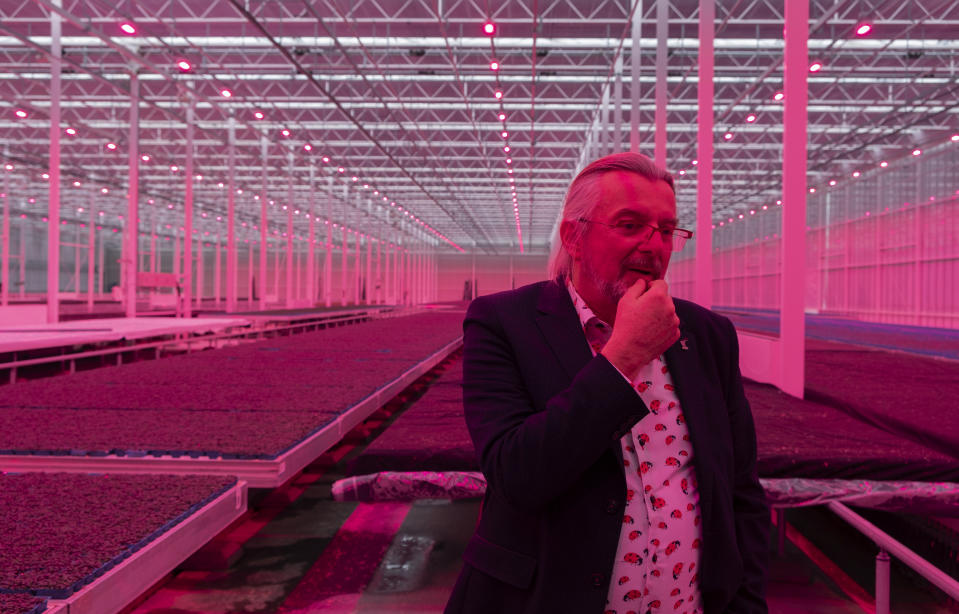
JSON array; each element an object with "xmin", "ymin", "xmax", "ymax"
[
  {"xmin": 324, "ymin": 175, "xmax": 333, "ymax": 307},
  {"xmin": 1, "ymin": 166, "xmax": 9, "ymax": 307},
  {"xmin": 471, "ymin": 248, "xmax": 477, "ymax": 300},
  {"xmin": 353, "ymin": 193, "xmax": 361, "ymax": 305},
  {"xmin": 384, "ymin": 210, "xmax": 392, "ymax": 303},
  {"xmin": 183, "ymin": 95, "xmax": 194, "ymax": 316},
  {"xmin": 781, "ymin": 0, "xmax": 808, "ymax": 398},
  {"xmin": 340, "ymin": 184, "xmax": 348, "ymax": 306},
  {"xmin": 695, "ymin": 0, "xmax": 714, "ymax": 309},
  {"xmin": 247, "ymin": 237, "xmax": 254, "ymax": 306},
  {"xmin": 307, "ymin": 163, "xmax": 316, "ymax": 304},
  {"xmin": 124, "ymin": 72, "xmax": 139, "ymax": 318},
  {"xmin": 654, "ymin": 0, "xmax": 668, "ymax": 167},
  {"xmin": 96, "ymin": 224, "xmax": 106, "ymax": 296},
  {"xmin": 47, "ymin": 1, "xmax": 63, "ymax": 323},
  {"xmin": 375, "ymin": 206, "xmax": 382, "ymax": 304},
  {"xmin": 613, "ymin": 55, "xmax": 623, "ymax": 153},
  {"xmin": 149, "ymin": 203, "xmax": 156, "ymax": 273},
  {"xmin": 273, "ymin": 234, "xmax": 280, "ymax": 299},
  {"xmin": 600, "ymin": 84, "xmax": 611, "ymax": 156},
  {"xmin": 214, "ymin": 233, "xmax": 221, "ymax": 306},
  {"xmin": 365, "ymin": 200, "xmax": 372, "ymax": 305},
  {"xmin": 259, "ymin": 133, "xmax": 268, "ymax": 310},
  {"xmin": 286, "ymin": 151, "xmax": 294, "ymax": 307},
  {"xmin": 87, "ymin": 197, "xmax": 94, "ymax": 311},
  {"xmin": 173, "ymin": 231, "xmax": 180, "ymax": 299},
  {"xmin": 195, "ymin": 232, "xmax": 203, "ymax": 308},
  {"xmin": 226, "ymin": 115, "xmax": 237, "ymax": 312},
  {"xmin": 629, "ymin": 1, "xmax": 643, "ymax": 153}
]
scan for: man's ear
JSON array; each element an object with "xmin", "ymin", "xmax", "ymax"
[{"xmin": 559, "ymin": 219, "xmax": 581, "ymax": 260}]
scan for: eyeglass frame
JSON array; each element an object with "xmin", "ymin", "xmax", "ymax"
[{"xmin": 577, "ymin": 217, "xmax": 694, "ymax": 251}]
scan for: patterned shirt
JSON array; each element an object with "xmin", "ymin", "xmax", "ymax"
[{"xmin": 566, "ymin": 281, "xmax": 703, "ymax": 614}]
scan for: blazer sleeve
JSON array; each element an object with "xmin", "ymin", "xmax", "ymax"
[
  {"xmin": 462, "ymin": 294, "xmax": 648, "ymax": 513},
  {"xmin": 719, "ymin": 315, "xmax": 770, "ymax": 614}
]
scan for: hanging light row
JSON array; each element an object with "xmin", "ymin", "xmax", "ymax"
[
  {"xmin": 712, "ymin": 131, "xmax": 959, "ymax": 231},
  {"xmin": 675, "ymin": 19, "xmax": 878, "ymax": 178},
  {"xmin": 484, "ymin": 20, "xmax": 524, "ymax": 253},
  {"xmin": 13, "ymin": 17, "xmax": 467, "ymax": 253}
]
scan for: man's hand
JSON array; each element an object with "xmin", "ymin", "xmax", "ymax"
[{"xmin": 601, "ymin": 279, "xmax": 680, "ymax": 381}]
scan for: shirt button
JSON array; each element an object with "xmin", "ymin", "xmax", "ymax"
[
  {"xmin": 590, "ymin": 572, "xmax": 605, "ymax": 587},
  {"xmin": 605, "ymin": 498, "xmax": 619, "ymax": 514}
]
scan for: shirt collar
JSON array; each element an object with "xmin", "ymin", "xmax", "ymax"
[{"xmin": 566, "ymin": 278, "xmax": 609, "ymax": 330}]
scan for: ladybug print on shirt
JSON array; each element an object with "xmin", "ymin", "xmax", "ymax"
[{"xmin": 569, "ymin": 282, "xmax": 703, "ymax": 614}]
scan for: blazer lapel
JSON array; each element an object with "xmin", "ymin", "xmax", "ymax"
[
  {"xmin": 533, "ymin": 279, "xmax": 594, "ymax": 383},
  {"xmin": 663, "ymin": 326, "xmax": 714, "ymax": 504}
]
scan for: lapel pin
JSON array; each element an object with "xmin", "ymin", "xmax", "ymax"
[{"xmin": 679, "ymin": 338, "xmax": 689, "ymax": 351}]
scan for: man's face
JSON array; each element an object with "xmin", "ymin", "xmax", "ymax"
[{"xmin": 570, "ymin": 171, "xmax": 678, "ymax": 309}]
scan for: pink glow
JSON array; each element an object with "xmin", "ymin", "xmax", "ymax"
[
  {"xmin": 494, "ymin": 90, "xmax": 503, "ymax": 99},
  {"xmin": 281, "ymin": 129, "xmax": 291, "ymax": 137},
  {"xmin": 855, "ymin": 23, "xmax": 872, "ymax": 36},
  {"xmin": 120, "ymin": 22, "xmax": 136, "ymax": 35},
  {"xmin": 912, "ymin": 148, "xmax": 922, "ymax": 156},
  {"xmin": 483, "ymin": 22, "xmax": 496, "ymax": 35},
  {"xmin": 65, "ymin": 127, "xmax": 76, "ymax": 135},
  {"xmin": 498, "ymin": 112, "xmax": 506, "ymax": 120},
  {"xmin": 501, "ymin": 131, "xmax": 509, "ymax": 138},
  {"xmin": 745, "ymin": 114, "xmax": 757, "ymax": 123},
  {"xmin": 177, "ymin": 60, "xmax": 191, "ymax": 71},
  {"xmin": 220, "ymin": 88, "xmax": 232, "ymax": 98},
  {"xmin": 106, "ymin": 142, "xmax": 117, "ymax": 150},
  {"xmin": 879, "ymin": 161, "xmax": 888, "ymax": 167},
  {"xmin": 504, "ymin": 146, "xmax": 510, "ymax": 152},
  {"xmin": 723, "ymin": 132, "xmax": 733, "ymax": 140},
  {"xmin": 852, "ymin": 171, "xmax": 860, "ymax": 177},
  {"xmin": 490, "ymin": 60, "xmax": 500, "ymax": 71},
  {"xmin": 303, "ymin": 144, "xmax": 312, "ymax": 151},
  {"xmin": 141, "ymin": 154, "xmax": 150, "ymax": 162},
  {"xmin": 254, "ymin": 111, "xmax": 264, "ymax": 119},
  {"xmin": 14, "ymin": 109, "xmax": 27, "ymax": 118},
  {"xmin": 773, "ymin": 91, "xmax": 784, "ymax": 101},
  {"xmin": 809, "ymin": 61, "xmax": 823, "ymax": 72},
  {"xmin": 951, "ymin": 134, "xmax": 959, "ymax": 142}
]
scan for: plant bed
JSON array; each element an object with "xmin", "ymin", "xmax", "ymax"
[{"xmin": 0, "ymin": 473, "xmax": 236, "ymax": 598}]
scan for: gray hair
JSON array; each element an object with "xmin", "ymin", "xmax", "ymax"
[{"xmin": 547, "ymin": 152, "xmax": 675, "ymax": 280}]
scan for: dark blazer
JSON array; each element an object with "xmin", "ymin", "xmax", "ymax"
[{"xmin": 445, "ymin": 279, "xmax": 769, "ymax": 614}]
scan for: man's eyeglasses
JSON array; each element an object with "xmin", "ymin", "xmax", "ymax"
[{"xmin": 578, "ymin": 218, "xmax": 694, "ymax": 251}]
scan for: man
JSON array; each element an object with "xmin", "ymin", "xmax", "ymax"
[{"xmin": 446, "ymin": 152, "xmax": 769, "ymax": 614}]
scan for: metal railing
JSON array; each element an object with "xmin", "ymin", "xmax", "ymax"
[{"xmin": 825, "ymin": 502, "xmax": 959, "ymax": 614}]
